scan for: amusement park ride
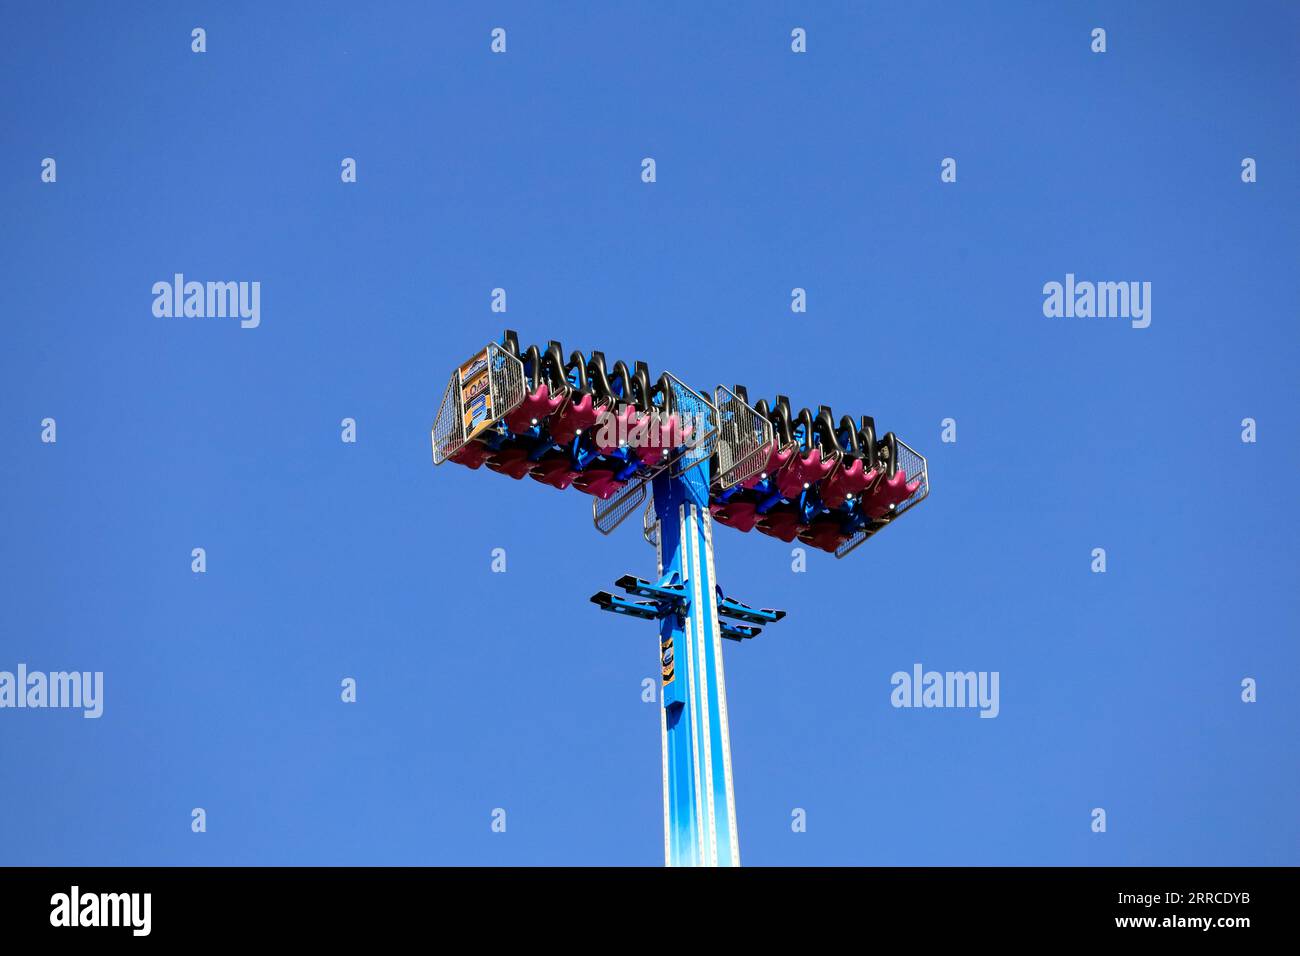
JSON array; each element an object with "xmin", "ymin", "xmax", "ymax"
[{"xmin": 431, "ymin": 331, "xmax": 929, "ymax": 866}]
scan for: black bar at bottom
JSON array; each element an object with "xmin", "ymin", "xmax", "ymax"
[{"xmin": 0, "ymin": 866, "xmax": 1284, "ymax": 941}]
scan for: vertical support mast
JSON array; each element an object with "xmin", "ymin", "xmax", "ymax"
[
  {"xmin": 440, "ymin": 335, "xmax": 928, "ymax": 867},
  {"xmin": 654, "ymin": 461, "xmax": 740, "ymax": 867}
]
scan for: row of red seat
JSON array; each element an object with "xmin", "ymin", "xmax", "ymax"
[
  {"xmin": 444, "ymin": 333, "xmax": 922, "ymax": 548},
  {"xmin": 712, "ymin": 446, "xmax": 920, "ymax": 551}
]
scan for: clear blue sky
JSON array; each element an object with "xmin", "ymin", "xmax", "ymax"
[{"xmin": 1, "ymin": 2, "xmax": 1296, "ymax": 865}]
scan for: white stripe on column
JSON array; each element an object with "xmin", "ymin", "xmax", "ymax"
[
  {"xmin": 660, "ymin": 698, "xmax": 670, "ymax": 866},
  {"xmin": 702, "ymin": 507, "xmax": 740, "ymax": 865},
  {"xmin": 657, "ymin": 520, "xmax": 670, "ymax": 865},
  {"xmin": 680, "ymin": 504, "xmax": 706, "ymax": 866},
  {"xmin": 687, "ymin": 503, "xmax": 718, "ymax": 866}
]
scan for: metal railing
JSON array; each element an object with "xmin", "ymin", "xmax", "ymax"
[
  {"xmin": 431, "ymin": 341, "xmax": 525, "ymax": 465},
  {"xmin": 713, "ymin": 385, "xmax": 772, "ymax": 490},
  {"xmin": 835, "ymin": 436, "xmax": 929, "ymax": 559}
]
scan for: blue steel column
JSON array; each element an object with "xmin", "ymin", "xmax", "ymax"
[{"xmin": 653, "ymin": 460, "xmax": 740, "ymax": 867}]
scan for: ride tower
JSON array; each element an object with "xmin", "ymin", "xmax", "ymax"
[{"xmin": 432, "ymin": 331, "xmax": 928, "ymax": 866}]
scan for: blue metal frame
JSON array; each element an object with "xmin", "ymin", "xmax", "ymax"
[
  {"xmin": 589, "ymin": 456, "xmax": 786, "ymax": 866},
  {"xmin": 652, "ymin": 459, "xmax": 739, "ymax": 866}
]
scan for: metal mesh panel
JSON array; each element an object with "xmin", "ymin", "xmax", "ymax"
[
  {"xmin": 643, "ymin": 497, "xmax": 659, "ymax": 548},
  {"xmin": 488, "ymin": 341, "xmax": 526, "ymax": 423},
  {"xmin": 713, "ymin": 385, "xmax": 773, "ymax": 490},
  {"xmin": 592, "ymin": 373, "xmax": 716, "ymax": 534},
  {"xmin": 432, "ymin": 341, "xmax": 524, "ymax": 465},
  {"xmin": 431, "ymin": 372, "xmax": 464, "ymax": 465},
  {"xmin": 892, "ymin": 437, "xmax": 930, "ymax": 516},
  {"xmin": 593, "ymin": 474, "xmax": 650, "ymax": 535},
  {"xmin": 835, "ymin": 435, "xmax": 929, "ymax": 559},
  {"xmin": 665, "ymin": 373, "xmax": 717, "ymax": 478},
  {"xmin": 834, "ymin": 528, "xmax": 869, "ymax": 559}
]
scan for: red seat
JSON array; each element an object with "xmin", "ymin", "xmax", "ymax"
[
  {"xmin": 594, "ymin": 405, "xmax": 640, "ymax": 455},
  {"xmin": 741, "ymin": 442, "xmax": 795, "ymax": 489},
  {"xmin": 549, "ymin": 392, "xmax": 601, "ymax": 444},
  {"xmin": 574, "ymin": 467, "xmax": 624, "ymax": 501},
  {"xmin": 632, "ymin": 412, "xmax": 693, "ymax": 464},
  {"xmin": 449, "ymin": 441, "xmax": 491, "ymax": 470},
  {"xmin": 756, "ymin": 508, "xmax": 801, "ymax": 543},
  {"xmin": 504, "ymin": 383, "xmax": 565, "ymax": 435},
  {"xmin": 485, "ymin": 447, "xmax": 532, "ymax": 480},
  {"xmin": 861, "ymin": 469, "xmax": 921, "ymax": 518},
  {"xmin": 529, "ymin": 454, "xmax": 579, "ymax": 491},
  {"xmin": 711, "ymin": 500, "xmax": 758, "ymax": 533},
  {"xmin": 799, "ymin": 517, "xmax": 846, "ymax": 553},
  {"xmin": 820, "ymin": 458, "xmax": 878, "ymax": 508},
  {"xmin": 776, "ymin": 448, "xmax": 835, "ymax": 499}
]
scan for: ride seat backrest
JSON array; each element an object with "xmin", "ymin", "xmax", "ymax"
[
  {"xmin": 565, "ymin": 350, "xmax": 590, "ymax": 393},
  {"xmin": 608, "ymin": 361, "xmax": 652, "ymax": 413},
  {"xmin": 522, "ymin": 344, "xmax": 543, "ymax": 391},
  {"xmin": 763, "ymin": 399, "xmax": 794, "ymax": 447},
  {"xmin": 587, "ymin": 352, "xmax": 614, "ymax": 404},
  {"xmin": 858, "ymin": 416, "xmax": 877, "ymax": 469},
  {"xmin": 632, "ymin": 365, "xmax": 652, "ymax": 412},
  {"xmin": 503, "ymin": 329, "xmax": 521, "ymax": 358},
  {"xmin": 880, "ymin": 431, "xmax": 898, "ymax": 478},
  {"xmin": 752, "ymin": 398, "xmax": 772, "ymax": 440},
  {"xmin": 838, "ymin": 415, "xmax": 862, "ymax": 458},
  {"xmin": 653, "ymin": 373, "xmax": 676, "ymax": 415},
  {"xmin": 541, "ymin": 342, "xmax": 567, "ymax": 393},
  {"xmin": 611, "ymin": 361, "xmax": 635, "ymax": 409},
  {"xmin": 813, "ymin": 408, "xmax": 843, "ymax": 457},
  {"xmin": 774, "ymin": 395, "xmax": 792, "ymax": 427},
  {"xmin": 796, "ymin": 408, "xmax": 815, "ymax": 453}
]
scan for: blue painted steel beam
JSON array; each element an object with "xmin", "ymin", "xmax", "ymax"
[
  {"xmin": 590, "ymin": 465, "xmax": 787, "ymax": 865},
  {"xmin": 652, "ymin": 460, "xmax": 740, "ymax": 867},
  {"xmin": 615, "ymin": 574, "xmax": 689, "ymax": 606},
  {"xmin": 716, "ymin": 592, "xmax": 786, "ymax": 625},
  {"xmin": 718, "ymin": 620, "xmax": 762, "ymax": 641},
  {"xmin": 589, "ymin": 592, "xmax": 660, "ymax": 621}
]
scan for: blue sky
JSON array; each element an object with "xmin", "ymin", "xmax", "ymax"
[{"xmin": 1, "ymin": 1, "xmax": 1296, "ymax": 865}]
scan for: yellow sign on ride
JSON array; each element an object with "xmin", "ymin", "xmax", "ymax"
[{"xmin": 459, "ymin": 348, "xmax": 494, "ymax": 438}]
